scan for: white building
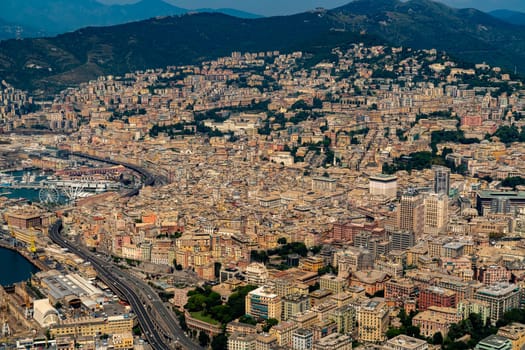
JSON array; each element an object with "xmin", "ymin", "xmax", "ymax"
[
  {"xmin": 245, "ymin": 263, "xmax": 269, "ymax": 286},
  {"xmin": 369, "ymin": 174, "xmax": 397, "ymax": 198},
  {"xmin": 33, "ymin": 299, "xmax": 59, "ymax": 328},
  {"xmin": 292, "ymin": 328, "xmax": 313, "ymax": 350}
]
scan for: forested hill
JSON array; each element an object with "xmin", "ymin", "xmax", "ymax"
[{"xmin": 1, "ymin": 0, "xmax": 524, "ymax": 94}]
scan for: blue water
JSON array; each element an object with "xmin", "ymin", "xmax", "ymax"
[
  {"xmin": 0, "ymin": 170, "xmax": 45, "ymax": 284},
  {"xmin": 0, "ymin": 187, "xmax": 40, "ymax": 202},
  {"xmin": 0, "ymin": 170, "xmax": 56, "ymax": 202},
  {"xmin": 0, "ymin": 246, "xmax": 39, "ymax": 285}
]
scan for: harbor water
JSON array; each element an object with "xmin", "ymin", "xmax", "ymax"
[{"xmin": 0, "ymin": 246, "xmax": 39, "ymax": 285}]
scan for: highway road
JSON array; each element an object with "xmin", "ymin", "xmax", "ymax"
[
  {"xmin": 48, "ymin": 221, "xmax": 201, "ymax": 350},
  {"xmin": 66, "ymin": 151, "xmax": 168, "ymax": 192}
]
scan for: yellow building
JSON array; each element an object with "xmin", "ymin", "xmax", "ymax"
[
  {"xmin": 299, "ymin": 256, "xmax": 324, "ymax": 272},
  {"xmin": 106, "ymin": 315, "xmax": 135, "ymax": 335},
  {"xmin": 226, "ymin": 321, "xmax": 257, "ymax": 336},
  {"xmin": 313, "ymin": 333, "xmax": 352, "ymax": 350},
  {"xmin": 51, "ymin": 315, "xmax": 135, "ymax": 338},
  {"xmin": 51, "ymin": 317, "xmax": 106, "ymax": 337},
  {"xmin": 330, "ymin": 292, "xmax": 354, "ymax": 307},
  {"xmin": 228, "ymin": 332, "xmax": 257, "ymax": 350},
  {"xmin": 255, "ymin": 333, "xmax": 277, "ymax": 350},
  {"xmin": 290, "ymin": 310, "xmax": 318, "ymax": 329},
  {"xmin": 331, "ymin": 305, "xmax": 356, "ymax": 335},
  {"xmin": 412, "ymin": 311, "xmax": 450, "ymax": 338},
  {"xmin": 11, "ymin": 227, "xmax": 39, "ymax": 247},
  {"xmin": 357, "ymin": 300, "xmax": 389, "ymax": 343},
  {"xmin": 112, "ymin": 332, "xmax": 134, "ymax": 350},
  {"xmin": 497, "ymin": 323, "xmax": 525, "ymax": 350},
  {"xmin": 246, "ymin": 286, "xmax": 282, "ymax": 321},
  {"xmin": 423, "ymin": 193, "xmax": 448, "ymax": 235},
  {"xmin": 270, "ymin": 321, "xmax": 298, "ymax": 347},
  {"xmin": 320, "ymin": 274, "xmax": 346, "ymax": 294},
  {"xmin": 282, "ymin": 294, "xmax": 310, "ymax": 321},
  {"xmin": 406, "ymin": 245, "xmax": 427, "ymax": 266}
]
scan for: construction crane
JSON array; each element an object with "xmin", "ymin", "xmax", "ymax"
[
  {"xmin": 29, "ymin": 238, "xmax": 36, "ymax": 254},
  {"xmin": 1, "ymin": 316, "xmax": 10, "ymax": 338},
  {"xmin": 24, "ymin": 294, "xmax": 32, "ymax": 320}
]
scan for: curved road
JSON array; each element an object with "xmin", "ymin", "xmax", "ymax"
[
  {"xmin": 66, "ymin": 151, "xmax": 168, "ymax": 195},
  {"xmin": 48, "ymin": 221, "xmax": 201, "ymax": 350}
]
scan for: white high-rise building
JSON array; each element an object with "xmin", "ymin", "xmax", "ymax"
[
  {"xmin": 424, "ymin": 193, "xmax": 449, "ymax": 235},
  {"xmin": 398, "ymin": 189, "xmax": 424, "ymax": 236}
]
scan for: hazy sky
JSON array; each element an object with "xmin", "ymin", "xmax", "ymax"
[{"xmin": 98, "ymin": 0, "xmax": 525, "ymax": 16}]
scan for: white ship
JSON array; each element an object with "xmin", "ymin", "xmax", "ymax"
[
  {"xmin": 0, "ymin": 173, "xmax": 14, "ymax": 186},
  {"xmin": 20, "ymin": 172, "xmax": 36, "ymax": 184}
]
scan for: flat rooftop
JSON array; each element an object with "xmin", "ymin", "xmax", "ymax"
[
  {"xmin": 477, "ymin": 191, "xmax": 525, "ymax": 199},
  {"xmin": 370, "ymin": 174, "xmax": 397, "ymax": 182},
  {"xmin": 476, "ymin": 283, "xmax": 519, "ymax": 297}
]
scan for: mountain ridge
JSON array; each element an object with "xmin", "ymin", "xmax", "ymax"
[
  {"xmin": 490, "ymin": 9, "xmax": 525, "ymax": 26},
  {"xmin": 1, "ymin": 0, "xmax": 525, "ymax": 95},
  {"xmin": 0, "ymin": 18, "xmax": 45, "ymax": 40},
  {"xmin": 0, "ymin": 0, "xmax": 261, "ymax": 38},
  {"xmin": 333, "ymin": 0, "xmax": 525, "ymax": 68},
  {"xmin": 193, "ymin": 8, "xmax": 263, "ymax": 19}
]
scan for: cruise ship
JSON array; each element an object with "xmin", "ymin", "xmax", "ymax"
[{"xmin": 0, "ymin": 173, "xmax": 15, "ymax": 186}]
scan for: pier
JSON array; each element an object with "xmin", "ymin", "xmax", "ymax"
[{"xmin": 0, "ymin": 179, "xmax": 120, "ymax": 192}]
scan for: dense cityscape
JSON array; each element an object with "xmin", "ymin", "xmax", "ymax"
[{"xmin": 1, "ymin": 12, "xmax": 525, "ymax": 350}]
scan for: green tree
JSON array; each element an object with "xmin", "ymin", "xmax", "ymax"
[
  {"xmin": 239, "ymin": 315, "xmax": 258, "ymax": 325},
  {"xmin": 468, "ymin": 313, "xmax": 484, "ymax": 331},
  {"xmin": 386, "ymin": 328, "xmax": 402, "ymax": 339},
  {"xmin": 447, "ymin": 322, "xmax": 464, "ymax": 342},
  {"xmin": 493, "ymin": 124, "xmax": 521, "ymax": 144},
  {"xmin": 263, "ymin": 318, "xmax": 279, "ymax": 332},
  {"xmin": 132, "ymin": 325, "xmax": 142, "ymax": 336},
  {"xmin": 501, "ymin": 176, "xmax": 525, "ymax": 189},
  {"xmin": 185, "ymin": 294, "xmax": 207, "ymax": 312},
  {"xmin": 198, "ymin": 331, "xmax": 210, "ymax": 347},
  {"xmin": 498, "ymin": 308, "xmax": 525, "ymax": 327},
  {"xmin": 178, "ymin": 313, "xmax": 188, "ymax": 332},
  {"xmin": 318, "ymin": 265, "xmax": 337, "ymax": 276},
  {"xmin": 396, "ymin": 128, "xmax": 407, "ymax": 141},
  {"xmin": 227, "ymin": 285, "xmax": 258, "ymax": 320},
  {"xmin": 211, "ymin": 334, "xmax": 228, "ymax": 350},
  {"xmin": 210, "ymin": 304, "xmax": 233, "ymax": 324},
  {"xmin": 405, "ymin": 325, "xmax": 421, "ymax": 338},
  {"xmin": 433, "ymin": 332, "xmax": 444, "ymax": 345},
  {"xmin": 309, "ymin": 282, "xmax": 320, "ymax": 292},
  {"xmin": 277, "ymin": 237, "xmax": 287, "ymax": 245},
  {"xmin": 291, "ymin": 99, "xmax": 310, "ymax": 110}
]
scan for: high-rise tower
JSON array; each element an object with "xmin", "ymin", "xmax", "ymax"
[
  {"xmin": 398, "ymin": 189, "xmax": 424, "ymax": 236},
  {"xmin": 433, "ymin": 165, "xmax": 450, "ymax": 195}
]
